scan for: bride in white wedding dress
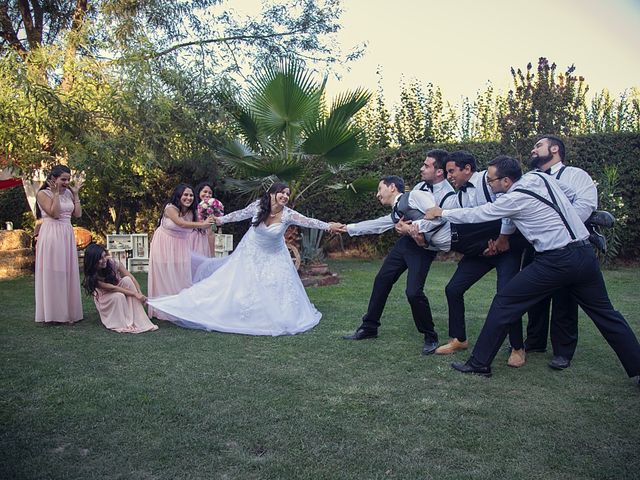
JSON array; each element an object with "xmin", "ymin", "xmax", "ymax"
[{"xmin": 147, "ymin": 183, "xmax": 342, "ymax": 335}]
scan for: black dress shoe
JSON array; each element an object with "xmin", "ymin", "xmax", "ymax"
[
  {"xmin": 548, "ymin": 356, "xmax": 571, "ymax": 370},
  {"xmin": 422, "ymin": 340, "xmax": 438, "ymax": 356},
  {"xmin": 451, "ymin": 361, "xmax": 492, "ymax": 377},
  {"xmin": 342, "ymin": 328, "xmax": 378, "ymax": 340},
  {"xmin": 587, "ymin": 210, "xmax": 615, "ymax": 228}
]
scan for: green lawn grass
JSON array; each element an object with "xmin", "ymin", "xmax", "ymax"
[{"xmin": 1, "ymin": 259, "xmax": 639, "ymax": 480}]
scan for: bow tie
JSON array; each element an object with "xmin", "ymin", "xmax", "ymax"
[
  {"xmin": 391, "ymin": 203, "xmax": 401, "ymax": 223},
  {"xmin": 544, "ymin": 168, "xmax": 552, "ymax": 175},
  {"xmin": 459, "ymin": 182, "xmax": 474, "ymax": 193}
]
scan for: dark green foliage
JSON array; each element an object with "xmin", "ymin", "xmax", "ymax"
[
  {"xmin": 309, "ymin": 133, "xmax": 640, "ymax": 259},
  {"xmin": 0, "ymin": 185, "xmax": 30, "ymax": 230}
]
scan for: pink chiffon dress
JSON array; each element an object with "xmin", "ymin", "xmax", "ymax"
[
  {"xmin": 93, "ymin": 260, "xmax": 158, "ymax": 333},
  {"xmin": 35, "ymin": 189, "xmax": 83, "ymax": 323},
  {"xmin": 189, "ymin": 228, "xmax": 211, "ymax": 257},
  {"xmin": 148, "ymin": 205, "xmax": 194, "ymax": 320}
]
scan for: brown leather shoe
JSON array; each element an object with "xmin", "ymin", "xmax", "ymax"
[
  {"xmin": 435, "ymin": 338, "xmax": 469, "ymax": 355},
  {"xmin": 507, "ymin": 348, "xmax": 526, "ymax": 368}
]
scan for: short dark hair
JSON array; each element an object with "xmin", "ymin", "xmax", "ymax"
[
  {"xmin": 380, "ymin": 175, "xmax": 405, "ymax": 193},
  {"xmin": 445, "ymin": 151, "xmax": 477, "ymax": 172},
  {"xmin": 539, "ymin": 134, "xmax": 565, "ymax": 160},
  {"xmin": 487, "ymin": 156, "xmax": 522, "ymax": 182},
  {"xmin": 425, "ymin": 149, "xmax": 449, "ymax": 171}
]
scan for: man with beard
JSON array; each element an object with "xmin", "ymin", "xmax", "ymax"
[
  {"xmin": 425, "ymin": 155, "xmax": 640, "ymax": 383},
  {"xmin": 523, "ymin": 135, "xmax": 602, "ymax": 370},
  {"xmin": 341, "ymin": 150, "xmax": 456, "ymax": 356}
]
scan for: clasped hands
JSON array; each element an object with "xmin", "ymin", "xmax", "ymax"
[
  {"xmin": 328, "ymin": 222, "xmax": 347, "ymax": 234},
  {"xmin": 394, "ymin": 218, "xmax": 426, "ymax": 247},
  {"xmin": 420, "ymin": 207, "xmax": 512, "ymax": 256}
]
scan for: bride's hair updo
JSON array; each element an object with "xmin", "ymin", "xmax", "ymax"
[{"xmin": 253, "ymin": 182, "xmax": 289, "ymax": 226}]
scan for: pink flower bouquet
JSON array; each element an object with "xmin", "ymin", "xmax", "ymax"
[{"xmin": 197, "ymin": 198, "xmax": 224, "ymax": 231}]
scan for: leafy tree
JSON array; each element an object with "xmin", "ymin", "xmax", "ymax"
[
  {"xmin": 498, "ymin": 57, "xmax": 588, "ymax": 149},
  {"xmin": 469, "ymin": 82, "xmax": 504, "ymax": 142},
  {"xmin": 393, "ymin": 76, "xmax": 425, "ymax": 146},
  {"xmin": 585, "ymin": 89, "xmax": 640, "ymax": 134},
  {"xmin": 353, "ymin": 66, "xmax": 392, "ymax": 150},
  {"xmin": 0, "ymin": 1, "xmax": 360, "ymax": 233},
  {"xmin": 217, "ymin": 59, "xmax": 372, "ymax": 208}
]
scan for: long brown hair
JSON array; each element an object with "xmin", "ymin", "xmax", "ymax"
[
  {"xmin": 36, "ymin": 165, "xmax": 71, "ymax": 219},
  {"xmin": 252, "ymin": 182, "xmax": 289, "ymax": 227}
]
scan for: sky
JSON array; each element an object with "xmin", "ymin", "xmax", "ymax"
[{"xmin": 320, "ymin": 0, "xmax": 640, "ymax": 106}]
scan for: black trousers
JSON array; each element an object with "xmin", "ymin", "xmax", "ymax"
[
  {"xmin": 470, "ymin": 243, "xmax": 640, "ymax": 377},
  {"xmin": 445, "ymin": 249, "xmax": 524, "ymax": 348},
  {"xmin": 360, "ymin": 236, "xmax": 438, "ymax": 342},
  {"xmin": 523, "ymin": 247, "xmax": 579, "ymax": 358}
]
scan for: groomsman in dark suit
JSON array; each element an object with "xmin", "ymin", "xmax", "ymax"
[
  {"xmin": 524, "ymin": 135, "xmax": 598, "ymax": 370},
  {"xmin": 437, "ymin": 151, "xmax": 526, "ymax": 368},
  {"xmin": 426, "ymin": 155, "xmax": 640, "ymax": 383},
  {"xmin": 342, "ymin": 150, "xmax": 455, "ymax": 355}
]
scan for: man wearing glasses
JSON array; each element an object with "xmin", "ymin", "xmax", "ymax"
[
  {"xmin": 425, "ymin": 155, "xmax": 640, "ymax": 384},
  {"xmin": 435, "ymin": 151, "xmax": 526, "ymax": 367}
]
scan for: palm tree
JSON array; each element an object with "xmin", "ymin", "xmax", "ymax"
[{"xmin": 218, "ymin": 59, "xmax": 375, "ymax": 208}]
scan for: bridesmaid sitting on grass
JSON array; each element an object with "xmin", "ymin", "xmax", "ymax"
[{"xmin": 82, "ymin": 243, "xmax": 158, "ymax": 334}]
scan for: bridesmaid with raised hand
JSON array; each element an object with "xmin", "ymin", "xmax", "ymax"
[
  {"xmin": 35, "ymin": 164, "xmax": 84, "ymax": 324},
  {"xmin": 82, "ymin": 243, "xmax": 158, "ymax": 333},
  {"xmin": 148, "ymin": 183, "xmax": 215, "ymax": 320},
  {"xmin": 190, "ymin": 181, "xmax": 224, "ymax": 257}
]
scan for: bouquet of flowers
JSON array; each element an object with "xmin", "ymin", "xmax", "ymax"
[{"xmin": 198, "ymin": 198, "xmax": 224, "ymax": 231}]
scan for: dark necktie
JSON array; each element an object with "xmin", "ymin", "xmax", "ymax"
[
  {"xmin": 419, "ymin": 182, "xmax": 433, "ymax": 192},
  {"xmin": 459, "ymin": 182, "xmax": 474, "ymax": 193},
  {"xmin": 544, "ymin": 168, "xmax": 552, "ymax": 175}
]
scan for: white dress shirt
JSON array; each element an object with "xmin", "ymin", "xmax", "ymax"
[
  {"xmin": 413, "ymin": 179, "xmax": 457, "ymax": 208},
  {"xmin": 441, "ymin": 172, "xmax": 589, "ymax": 252},
  {"xmin": 347, "ymin": 191, "xmax": 436, "ymax": 236},
  {"xmin": 454, "ymin": 170, "xmax": 515, "ymax": 235},
  {"xmin": 544, "ymin": 162, "xmax": 597, "ymax": 223},
  {"xmin": 410, "ymin": 180, "xmax": 457, "ymax": 251}
]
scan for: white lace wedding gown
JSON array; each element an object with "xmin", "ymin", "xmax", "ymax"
[{"xmin": 147, "ymin": 201, "xmax": 330, "ymax": 336}]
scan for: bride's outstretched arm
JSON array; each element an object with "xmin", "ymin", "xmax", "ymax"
[
  {"xmin": 216, "ymin": 200, "xmax": 260, "ymax": 225},
  {"xmin": 286, "ymin": 209, "xmax": 334, "ymax": 231}
]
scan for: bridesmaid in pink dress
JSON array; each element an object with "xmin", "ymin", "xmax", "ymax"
[
  {"xmin": 148, "ymin": 183, "xmax": 214, "ymax": 320},
  {"xmin": 189, "ymin": 182, "xmax": 217, "ymax": 257},
  {"xmin": 35, "ymin": 165, "xmax": 83, "ymax": 324},
  {"xmin": 82, "ymin": 243, "xmax": 158, "ymax": 333}
]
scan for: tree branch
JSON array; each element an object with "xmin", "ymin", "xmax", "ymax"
[
  {"xmin": 146, "ymin": 28, "xmax": 310, "ymax": 60},
  {"xmin": 60, "ymin": 0, "xmax": 89, "ymax": 92},
  {"xmin": 17, "ymin": 0, "xmax": 42, "ymax": 49},
  {"xmin": 0, "ymin": 2, "xmax": 27, "ymax": 54}
]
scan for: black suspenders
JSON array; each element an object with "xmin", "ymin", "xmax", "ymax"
[
  {"xmin": 514, "ymin": 173, "xmax": 576, "ymax": 240},
  {"xmin": 481, "ymin": 171, "xmax": 493, "ymax": 204},
  {"xmin": 439, "ymin": 191, "xmax": 456, "ymax": 208}
]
